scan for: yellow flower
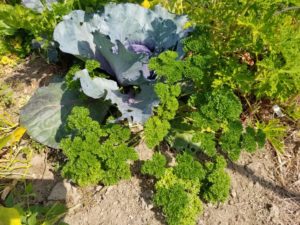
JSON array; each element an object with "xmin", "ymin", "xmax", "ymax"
[
  {"xmin": 141, "ymin": 0, "xmax": 151, "ymax": 9},
  {"xmin": 0, "ymin": 56, "xmax": 17, "ymax": 66}
]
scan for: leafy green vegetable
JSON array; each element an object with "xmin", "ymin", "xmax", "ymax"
[
  {"xmin": 141, "ymin": 152, "xmax": 167, "ymax": 179},
  {"xmin": 148, "ymin": 51, "xmax": 184, "ymax": 83},
  {"xmin": 202, "ymin": 169, "xmax": 230, "ymax": 203},
  {"xmin": 61, "ymin": 106, "xmax": 138, "ymax": 186},
  {"xmin": 154, "ymin": 183, "xmax": 201, "ymax": 225},
  {"xmin": 173, "ymin": 152, "xmax": 205, "ymax": 182},
  {"xmin": 219, "ymin": 120, "xmax": 243, "ymax": 161},
  {"xmin": 191, "ymin": 132, "xmax": 216, "ymax": 157},
  {"xmin": 201, "ymin": 156, "xmax": 230, "ymax": 203},
  {"xmin": 242, "ymin": 127, "xmax": 258, "ymax": 153},
  {"xmin": 142, "ymin": 153, "xmax": 203, "ymax": 225},
  {"xmin": 142, "ymin": 152, "xmax": 232, "ymax": 225},
  {"xmin": 52, "ymin": 3, "xmax": 190, "ymax": 124},
  {"xmin": 144, "ymin": 83, "xmax": 181, "ymax": 148},
  {"xmin": 20, "ymin": 78, "xmax": 109, "ymax": 148},
  {"xmin": 144, "ymin": 117, "xmax": 171, "ymax": 149},
  {"xmin": 191, "ymin": 88, "xmax": 243, "ymax": 123}
]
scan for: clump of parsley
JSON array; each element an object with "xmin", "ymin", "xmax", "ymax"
[
  {"xmin": 142, "ymin": 152, "xmax": 230, "ymax": 225},
  {"xmin": 60, "ymin": 106, "xmax": 138, "ymax": 186},
  {"xmin": 201, "ymin": 156, "xmax": 230, "ymax": 203}
]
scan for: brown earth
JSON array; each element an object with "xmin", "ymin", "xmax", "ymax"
[{"xmin": 1, "ymin": 57, "xmax": 299, "ymax": 225}]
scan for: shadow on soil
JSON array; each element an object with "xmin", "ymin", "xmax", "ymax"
[{"xmin": 228, "ymin": 161, "xmax": 300, "ymax": 204}]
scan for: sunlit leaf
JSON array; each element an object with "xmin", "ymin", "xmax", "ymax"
[
  {"xmin": 0, "ymin": 127, "xmax": 26, "ymax": 149},
  {"xmin": 0, "ymin": 207, "xmax": 21, "ymax": 225}
]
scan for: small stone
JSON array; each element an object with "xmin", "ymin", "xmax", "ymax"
[
  {"xmin": 147, "ymin": 204, "xmax": 154, "ymax": 210},
  {"xmin": 140, "ymin": 198, "xmax": 147, "ymax": 210},
  {"xmin": 230, "ymin": 190, "xmax": 237, "ymax": 198},
  {"xmin": 254, "ymin": 182, "xmax": 262, "ymax": 190},
  {"xmin": 48, "ymin": 181, "xmax": 67, "ymax": 201},
  {"xmin": 48, "ymin": 180, "xmax": 81, "ymax": 206},
  {"xmin": 268, "ymin": 204, "xmax": 279, "ymax": 220},
  {"xmin": 95, "ymin": 185, "xmax": 103, "ymax": 192}
]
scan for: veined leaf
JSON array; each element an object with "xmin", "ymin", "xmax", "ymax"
[
  {"xmin": 53, "ymin": 3, "xmax": 191, "ymax": 86},
  {"xmin": 75, "ymin": 69, "xmax": 159, "ymax": 124},
  {"xmin": 20, "ymin": 78, "xmax": 110, "ymax": 149}
]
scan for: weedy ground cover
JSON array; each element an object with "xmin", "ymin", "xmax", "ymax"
[{"xmin": 0, "ymin": 0, "xmax": 299, "ymax": 225}]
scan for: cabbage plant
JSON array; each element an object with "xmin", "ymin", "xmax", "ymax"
[{"xmin": 20, "ymin": 3, "xmax": 191, "ymax": 148}]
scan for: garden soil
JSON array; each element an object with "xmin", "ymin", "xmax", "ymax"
[{"xmin": 1, "ymin": 57, "xmax": 299, "ymax": 225}]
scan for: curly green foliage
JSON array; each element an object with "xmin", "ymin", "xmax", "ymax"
[
  {"xmin": 142, "ymin": 153, "xmax": 203, "ymax": 225},
  {"xmin": 256, "ymin": 128, "xmax": 266, "ymax": 149},
  {"xmin": 168, "ymin": 85, "xmax": 264, "ymax": 161},
  {"xmin": 141, "ymin": 152, "xmax": 167, "ymax": 179},
  {"xmin": 142, "ymin": 153, "xmax": 234, "ymax": 224},
  {"xmin": 64, "ymin": 106, "xmax": 106, "ymax": 138},
  {"xmin": 189, "ymin": 111, "xmax": 220, "ymax": 131},
  {"xmin": 149, "ymin": 51, "xmax": 184, "ymax": 84},
  {"xmin": 155, "ymin": 83, "xmax": 181, "ymax": 120},
  {"xmin": 65, "ymin": 64, "xmax": 82, "ymax": 90},
  {"xmin": 144, "ymin": 116, "xmax": 171, "ymax": 149},
  {"xmin": 144, "ymin": 50, "xmax": 202, "ymax": 149},
  {"xmin": 201, "ymin": 156, "xmax": 230, "ymax": 203},
  {"xmin": 192, "ymin": 88, "xmax": 242, "ymax": 123},
  {"xmin": 65, "ymin": 59, "xmax": 108, "ymax": 90},
  {"xmin": 219, "ymin": 120, "xmax": 243, "ymax": 161},
  {"xmin": 154, "ymin": 183, "xmax": 202, "ymax": 225},
  {"xmin": 60, "ymin": 106, "xmax": 138, "ymax": 186},
  {"xmin": 84, "ymin": 59, "xmax": 108, "ymax": 78},
  {"xmin": 60, "ymin": 135, "xmax": 104, "ymax": 186},
  {"xmin": 155, "ymin": 170, "xmax": 202, "ymax": 225},
  {"xmin": 191, "ymin": 132, "xmax": 216, "ymax": 157},
  {"xmin": 169, "ymin": 88, "xmax": 243, "ymax": 159},
  {"xmin": 144, "ymin": 83, "xmax": 181, "ymax": 148},
  {"xmin": 173, "ymin": 152, "xmax": 206, "ymax": 182},
  {"xmin": 154, "ymin": 184, "xmax": 189, "ymax": 219},
  {"xmin": 149, "ymin": 50, "xmax": 205, "ymax": 88},
  {"xmin": 220, "ymin": 121, "xmax": 266, "ymax": 160},
  {"xmin": 242, "ymin": 127, "xmax": 260, "ymax": 153},
  {"xmin": 85, "ymin": 59, "xmax": 100, "ymax": 72}
]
